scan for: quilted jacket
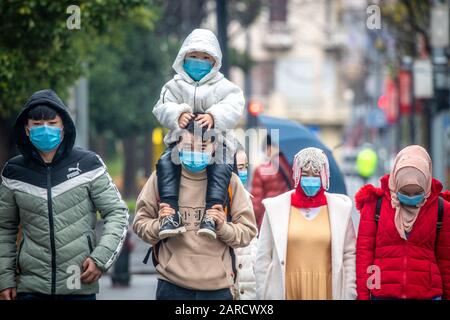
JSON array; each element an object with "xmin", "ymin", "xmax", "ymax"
[
  {"xmin": 0, "ymin": 89, "xmax": 129, "ymax": 295},
  {"xmin": 355, "ymin": 174, "xmax": 450, "ymax": 300}
]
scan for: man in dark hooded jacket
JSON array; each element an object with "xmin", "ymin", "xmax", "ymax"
[{"xmin": 0, "ymin": 89, "xmax": 129, "ymax": 300}]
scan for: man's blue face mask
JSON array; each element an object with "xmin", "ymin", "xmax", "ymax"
[
  {"xmin": 397, "ymin": 192, "xmax": 425, "ymax": 207},
  {"xmin": 300, "ymin": 176, "xmax": 322, "ymax": 197},
  {"xmin": 29, "ymin": 125, "xmax": 62, "ymax": 152},
  {"xmin": 179, "ymin": 150, "xmax": 211, "ymax": 173},
  {"xmin": 183, "ymin": 58, "xmax": 213, "ymax": 81}
]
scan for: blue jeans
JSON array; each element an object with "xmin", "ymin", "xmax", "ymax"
[
  {"xmin": 17, "ymin": 293, "xmax": 96, "ymax": 301},
  {"xmin": 156, "ymin": 279, "xmax": 233, "ymax": 300}
]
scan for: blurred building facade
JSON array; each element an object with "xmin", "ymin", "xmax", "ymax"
[
  {"xmin": 202, "ymin": 0, "xmax": 449, "ymax": 188},
  {"xmin": 227, "ymin": 0, "xmax": 361, "ymax": 159}
]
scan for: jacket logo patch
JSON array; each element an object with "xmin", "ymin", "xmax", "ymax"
[{"xmin": 67, "ymin": 162, "xmax": 82, "ymax": 179}]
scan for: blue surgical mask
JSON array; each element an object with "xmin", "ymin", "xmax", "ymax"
[
  {"xmin": 238, "ymin": 170, "xmax": 248, "ymax": 185},
  {"xmin": 397, "ymin": 192, "xmax": 425, "ymax": 207},
  {"xmin": 300, "ymin": 176, "xmax": 322, "ymax": 197},
  {"xmin": 183, "ymin": 58, "xmax": 213, "ymax": 81},
  {"xmin": 29, "ymin": 125, "xmax": 62, "ymax": 152},
  {"xmin": 179, "ymin": 150, "xmax": 211, "ymax": 173}
]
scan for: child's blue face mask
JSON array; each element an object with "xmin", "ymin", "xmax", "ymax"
[
  {"xmin": 300, "ymin": 176, "xmax": 322, "ymax": 197},
  {"xmin": 397, "ymin": 192, "xmax": 425, "ymax": 207},
  {"xmin": 179, "ymin": 150, "xmax": 211, "ymax": 173},
  {"xmin": 29, "ymin": 125, "xmax": 62, "ymax": 152},
  {"xmin": 183, "ymin": 58, "xmax": 213, "ymax": 81},
  {"xmin": 238, "ymin": 170, "xmax": 248, "ymax": 185}
]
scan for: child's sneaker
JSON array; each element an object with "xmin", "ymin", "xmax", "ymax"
[
  {"xmin": 159, "ymin": 211, "xmax": 186, "ymax": 239},
  {"xmin": 197, "ymin": 215, "xmax": 217, "ymax": 239}
]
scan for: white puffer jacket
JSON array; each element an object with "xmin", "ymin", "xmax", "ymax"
[
  {"xmin": 233, "ymin": 189, "xmax": 257, "ymax": 300},
  {"xmin": 153, "ymin": 29, "xmax": 245, "ymax": 152},
  {"xmin": 234, "ymin": 237, "xmax": 258, "ymax": 300}
]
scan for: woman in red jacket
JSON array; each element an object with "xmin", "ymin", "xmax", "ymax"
[{"xmin": 355, "ymin": 145, "xmax": 450, "ymax": 300}]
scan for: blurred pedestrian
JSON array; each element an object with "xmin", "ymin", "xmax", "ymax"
[
  {"xmin": 232, "ymin": 145, "xmax": 258, "ymax": 300},
  {"xmin": 111, "ymin": 228, "xmax": 135, "ymax": 287},
  {"xmin": 251, "ymin": 135, "xmax": 294, "ymax": 230},
  {"xmin": 0, "ymin": 89, "xmax": 129, "ymax": 301},
  {"xmin": 355, "ymin": 145, "xmax": 450, "ymax": 300},
  {"xmin": 133, "ymin": 119, "xmax": 256, "ymax": 300},
  {"xmin": 152, "ymin": 28, "xmax": 244, "ymax": 240},
  {"xmin": 255, "ymin": 147, "xmax": 356, "ymax": 300}
]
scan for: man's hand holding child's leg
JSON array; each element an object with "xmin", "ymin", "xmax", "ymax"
[{"xmin": 158, "ymin": 203, "xmax": 175, "ymax": 219}]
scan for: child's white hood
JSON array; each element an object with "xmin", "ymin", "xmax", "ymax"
[{"xmin": 172, "ymin": 28, "xmax": 224, "ymax": 84}]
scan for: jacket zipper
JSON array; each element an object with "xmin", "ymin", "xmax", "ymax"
[
  {"xmin": 17, "ymin": 239, "xmax": 24, "ymax": 274},
  {"xmin": 401, "ymin": 242, "xmax": 408, "ymax": 299},
  {"xmin": 47, "ymin": 165, "xmax": 57, "ymax": 295},
  {"xmin": 193, "ymin": 82, "xmax": 199, "ymax": 110}
]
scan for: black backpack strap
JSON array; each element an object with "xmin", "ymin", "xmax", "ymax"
[
  {"xmin": 375, "ymin": 197, "xmax": 382, "ymax": 226},
  {"xmin": 143, "ymin": 238, "xmax": 167, "ymax": 266},
  {"xmin": 143, "ymin": 247, "xmax": 152, "ymax": 265},
  {"xmin": 437, "ymin": 197, "xmax": 444, "ymax": 233}
]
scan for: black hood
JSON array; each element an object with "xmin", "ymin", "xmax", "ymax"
[{"xmin": 14, "ymin": 89, "xmax": 76, "ymax": 164}]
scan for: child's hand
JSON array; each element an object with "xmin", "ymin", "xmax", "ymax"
[
  {"xmin": 196, "ymin": 113, "xmax": 214, "ymax": 129},
  {"xmin": 178, "ymin": 112, "xmax": 194, "ymax": 128}
]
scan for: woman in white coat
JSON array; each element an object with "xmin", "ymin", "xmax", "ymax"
[{"xmin": 255, "ymin": 147, "xmax": 356, "ymax": 300}]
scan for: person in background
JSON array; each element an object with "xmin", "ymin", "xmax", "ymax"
[
  {"xmin": 251, "ymin": 135, "xmax": 294, "ymax": 230},
  {"xmin": 255, "ymin": 147, "xmax": 356, "ymax": 300},
  {"xmin": 355, "ymin": 145, "xmax": 450, "ymax": 300},
  {"xmin": 232, "ymin": 145, "xmax": 257, "ymax": 300},
  {"xmin": 111, "ymin": 227, "xmax": 135, "ymax": 287}
]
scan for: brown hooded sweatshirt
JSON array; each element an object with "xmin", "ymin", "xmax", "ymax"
[{"xmin": 133, "ymin": 168, "xmax": 257, "ymax": 291}]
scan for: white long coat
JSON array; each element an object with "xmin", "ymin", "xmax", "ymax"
[{"xmin": 255, "ymin": 191, "xmax": 357, "ymax": 300}]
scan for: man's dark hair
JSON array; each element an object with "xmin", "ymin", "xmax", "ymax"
[
  {"xmin": 183, "ymin": 113, "xmax": 216, "ymax": 143},
  {"xmin": 27, "ymin": 105, "xmax": 58, "ymax": 121}
]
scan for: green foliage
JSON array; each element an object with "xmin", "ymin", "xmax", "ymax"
[
  {"xmin": 88, "ymin": 17, "xmax": 170, "ymax": 138},
  {"xmin": 379, "ymin": 0, "xmax": 432, "ymax": 57},
  {"xmin": 0, "ymin": 0, "xmax": 154, "ymax": 118}
]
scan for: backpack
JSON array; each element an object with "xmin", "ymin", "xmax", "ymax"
[
  {"xmin": 143, "ymin": 186, "xmax": 238, "ymax": 283},
  {"xmin": 374, "ymin": 196, "xmax": 445, "ymax": 235}
]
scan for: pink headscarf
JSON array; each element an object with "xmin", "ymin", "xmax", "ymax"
[{"xmin": 388, "ymin": 145, "xmax": 433, "ymax": 240}]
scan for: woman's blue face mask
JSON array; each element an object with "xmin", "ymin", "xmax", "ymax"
[
  {"xmin": 300, "ymin": 176, "xmax": 322, "ymax": 197},
  {"xmin": 179, "ymin": 150, "xmax": 211, "ymax": 173},
  {"xmin": 29, "ymin": 125, "xmax": 62, "ymax": 152},
  {"xmin": 397, "ymin": 192, "xmax": 425, "ymax": 207},
  {"xmin": 183, "ymin": 58, "xmax": 213, "ymax": 81}
]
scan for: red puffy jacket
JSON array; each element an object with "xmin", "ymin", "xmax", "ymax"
[
  {"xmin": 355, "ymin": 174, "xmax": 450, "ymax": 300},
  {"xmin": 250, "ymin": 154, "xmax": 294, "ymax": 230}
]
